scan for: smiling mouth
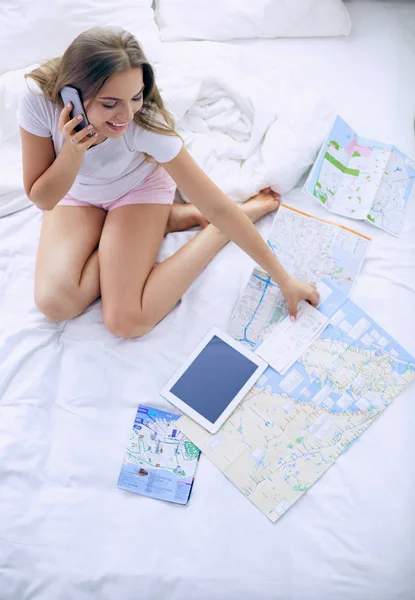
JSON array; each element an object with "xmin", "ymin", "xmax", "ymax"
[{"xmin": 106, "ymin": 121, "xmax": 127, "ymax": 129}]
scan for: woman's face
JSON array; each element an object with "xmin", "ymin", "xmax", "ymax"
[{"xmin": 84, "ymin": 67, "xmax": 144, "ymax": 139}]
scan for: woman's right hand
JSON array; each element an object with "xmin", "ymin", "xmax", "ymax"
[
  {"xmin": 279, "ymin": 275, "xmax": 320, "ymax": 320},
  {"xmin": 58, "ymin": 102, "xmax": 98, "ymax": 153}
]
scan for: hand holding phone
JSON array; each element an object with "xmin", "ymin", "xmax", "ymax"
[
  {"xmin": 60, "ymin": 86, "xmax": 91, "ymax": 132},
  {"xmin": 58, "ymin": 86, "xmax": 98, "ymax": 152}
]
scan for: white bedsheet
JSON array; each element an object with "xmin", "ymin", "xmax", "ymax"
[{"xmin": 1, "ymin": 2, "xmax": 415, "ymax": 599}]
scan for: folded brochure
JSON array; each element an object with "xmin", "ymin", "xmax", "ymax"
[
  {"xmin": 303, "ymin": 115, "xmax": 415, "ymax": 237},
  {"xmin": 118, "ymin": 404, "xmax": 200, "ymax": 505}
]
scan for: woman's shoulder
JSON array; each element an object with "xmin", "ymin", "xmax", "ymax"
[
  {"xmin": 20, "ymin": 79, "xmax": 51, "ymax": 108},
  {"xmin": 126, "ymin": 119, "xmax": 183, "ymax": 163},
  {"xmin": 18, "ymin": 79, "xmax": 59, "ymax": 137}
]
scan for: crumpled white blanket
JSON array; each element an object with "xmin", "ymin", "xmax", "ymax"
[{"xmin": 156, "ymin": 46, "xmax": 334, "ymax": 201}]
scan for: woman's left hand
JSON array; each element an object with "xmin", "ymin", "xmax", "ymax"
[{"xmin": 280, "ymin": 275, "xmax": 320, "ymax": 320}]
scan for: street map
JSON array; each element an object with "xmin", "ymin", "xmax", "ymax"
[
  {"xmin": 179, "ymin": 281, "xmax": 415, "ymax": 522},
  {"xmin": 304, "ymin": 116, "xmax": 415, "ymax": 236},
  {"xmin": 227, "ymin": 205, "xmax": 370, "ymax": 348}
]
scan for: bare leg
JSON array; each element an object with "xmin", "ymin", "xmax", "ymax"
[
  {"xmin": 34, "ymin": 201, "xmax": 205, "ymax": 321},
  {"xmin": 165, "ymin": 187, "xmax": 280, "ymax": 233},
  {"xmin": 34, "ymin": 205, "xmax": 106, "ymax": 321},
  {"xmin": 99, "ymin": 192, "xmax": 279, "ymax": 337},
  {"xmin": 165, "ymin": 202, "xmax": 209, "ymax": 233},
  {"xmin": 35, "ymin": 191, "xmax": 278, "ymax": 326}
]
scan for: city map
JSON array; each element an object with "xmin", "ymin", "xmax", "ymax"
[
  {"xmin": 178, "ymin": 281, "xmax": 415, "ymax": 522},
  {"xmin": 118, "ymin": 404, "xmax": 200, "ymax": 504},
  {"xmin": 227, "ymin": 205, "xmax": 370, "ymax": 348},
  {"xmin": 304, "ymin": 116, "xmax": 415, "ymax": 236}
]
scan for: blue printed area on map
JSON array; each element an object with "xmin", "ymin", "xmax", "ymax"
[
  {"xmin": 317, "ymin": 280, "xmax": 346, "ymax": 317},
  {"xmin": 354, "ymin": 134, "xmax": 391, "ymax": 152},
  {"xmin": 118, "ymin": 463, "xmax": 194, "ymax": 505},
  {"xmin": 255, "ymin": 279, "xmax": 415, "ymax": 415},
  {"xmin": 134, "ymin": 405, "xmax": 180, "ymax": 430},
  {"xmin": 118, "ymin": 404, "xmax": 199, "ymax": 505},
  {"xmin": 390, "ymin": 147, "xmax": 415, "ymax": 203}
]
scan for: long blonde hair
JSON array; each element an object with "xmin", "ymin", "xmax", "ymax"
[{"xmin": 25, "ymin": 26, "xmax": 176, "ymax": 137}]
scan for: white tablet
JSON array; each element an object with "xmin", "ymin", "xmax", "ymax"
[{"xmin": 161, "ymin": 327, "xmax": 268, "ymax": 433}]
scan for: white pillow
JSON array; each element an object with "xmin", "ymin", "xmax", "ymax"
[
  {"xmin": 0, "ymin": 0, "xmax": 161, "ymax": 76},
  {"xmin": 155, "ymin": 0, "xmax": 351, "ymax": 41},
  {"xmin": 0, "ymin": 64, "xmax": 41, "ymax": 144}
]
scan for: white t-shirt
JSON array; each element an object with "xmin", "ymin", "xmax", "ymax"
[{"xmin": 17, "ymin": 81, "xmax": 183, "ymax": 204}]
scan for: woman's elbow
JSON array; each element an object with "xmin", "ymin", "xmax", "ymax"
[
  {"xmin": 27, "ymin": 187, "xmax": 55, "ymax": 211},
  {"xmin": 32, "ymin": 198, "xmax": 54, "ymax": 211}
]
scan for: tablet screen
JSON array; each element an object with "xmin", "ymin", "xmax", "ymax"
[{"xmin": 170, "ymin": 335, "xmax": 259, "ymax": 424}]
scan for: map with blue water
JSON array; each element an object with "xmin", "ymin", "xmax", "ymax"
[
  {"xmin": 228, "ymin": 205, "xmax": 370, "ymax": 348},
  {"xmin": 118, "ymin": 405, "xmax": 200, "ymax": 505},
  {"xmin": 179, "ymin": 279, "xmax": 415, "ymax": 522}
]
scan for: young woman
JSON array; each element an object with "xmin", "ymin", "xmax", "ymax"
[{"xmin": 18, "ymin": 26, "xmax": 319, "ymax": 338}]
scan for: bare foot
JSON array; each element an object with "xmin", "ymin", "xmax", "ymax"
[
  {"xmin": 240, "ymin": 189, "xmax": 280, "ymax": 222},
  {"xmin": 166, "ymin": 203, "xmax": 210, "ymax": 234},
  {"xmin": 165, "ymin": 188, "xmax": 280, "ymax": 234}
]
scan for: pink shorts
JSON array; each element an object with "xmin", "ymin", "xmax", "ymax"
[{"xmin": 57, "ymin": 166, "xmax": 176, "ymax": 212}]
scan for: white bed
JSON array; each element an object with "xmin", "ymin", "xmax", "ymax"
[{"xmin": 1, "ymin": 2, "xmax": 415, "ymax": 599}]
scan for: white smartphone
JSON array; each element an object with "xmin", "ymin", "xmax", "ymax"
[{"xmin": 59, "ymin": 85, "xmax": 93, "ymax": 136}]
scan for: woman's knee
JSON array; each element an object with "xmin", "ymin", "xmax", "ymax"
[
  {"xmin": 34, "ymin": 280, "xmax": 86, "ymax": 322},
  {"xmin": 103, "ymin": 304, "xmax": 154, "ymax": 338}
]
